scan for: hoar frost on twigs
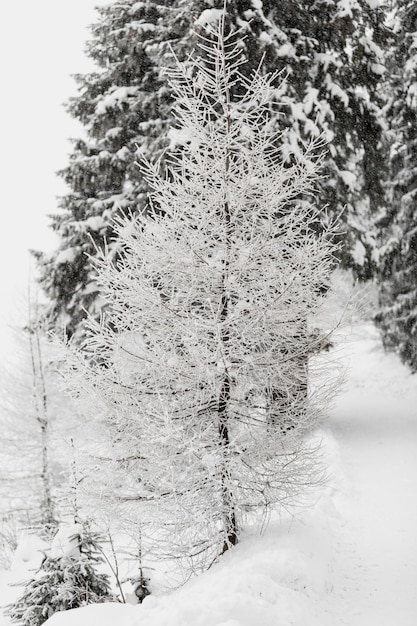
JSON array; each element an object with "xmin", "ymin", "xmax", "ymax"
[{"xmin": 65, "ymin": 24, "xmax": 340, "ymax": 574}]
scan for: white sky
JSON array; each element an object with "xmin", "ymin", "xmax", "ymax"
[{"xmin": 0, "ymin": 1, "xmax": 99, "ymax": 356}]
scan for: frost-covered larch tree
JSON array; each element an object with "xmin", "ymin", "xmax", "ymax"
[
  {"xmin": 376, "ymin": 0, "xmax": 417, "ymax": 371},
  {"xmin": 65, "ymin": 24, "xmax": 338, "ymax": 573},
  {"xmin": 35, "ymin": 0, "xmax": 388, "ymax": 342}
]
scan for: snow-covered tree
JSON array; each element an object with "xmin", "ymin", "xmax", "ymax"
[
  {"xmin": 7, "ymin": 524, "xmax": 115, "ymax": 626},
  {"xmin": 33, "ymin": 0, "xmax": 177, "ymax": 340},
  {"xmin": 262, "ymin": 0, "xmax": 390, "ymax": 277},
  {"xmin": 35, "ymin": 0, "xmax": 388, "ymax": 341},
  {"xmin": 64, "ymin": 25, "xmax": 338, "ymax": 573},
  {"xmin": 375, "ymin": 0, "xmax": 417, "ymax": 371}
]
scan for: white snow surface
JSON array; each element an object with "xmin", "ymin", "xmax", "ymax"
[
  {"xmin": 55, "ymin": 248, "xmax": 77, "ymax": 265},
  {"xmin": 329, "ymin": 323, "xmax": 417, "ymax": 625},
  {"xmin": 1, "ymin": 320, "xmax": 417, "ymax": 625},
  {"xmin": 195, "ymin": 9, "xmax": 224, "ymax": 28},
  {"xmin": 49, "ymin": 524, "xmax": 83, "ymax": 560}
]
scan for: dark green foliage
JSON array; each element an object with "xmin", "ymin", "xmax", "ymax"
[
  {"xmin": 35, "ymin": 0, "xmax": 389, "ymax": 340},
  {"xmin": 7, "ymin": 526, "xmax": 114, "ymax": 626},
  {"xmin": 376, "ymin": 1, "xmax": 417, "ymax": 371},
  {"xmin": 266, "ymin": 0, "xmax": 390, "ymax": 279}
]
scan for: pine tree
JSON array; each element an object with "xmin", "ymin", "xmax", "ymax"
[
  {"xmin": 7, "ymin": 524, "xmax": 115, "ymax": 626},
  {"xmin": 375, "ymin": 1, "xmax": 417, "ymax": 371},
  {"xmin": 35, "ymin": 0, "xmax": 388, "ymax": 341},
  {"xmin": 64, "ymin": 26, "xmax": 338, "ymax": 572}
]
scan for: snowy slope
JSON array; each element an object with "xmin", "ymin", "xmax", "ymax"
[{"xmin": 1, "ymin": 320, "xmax": 416, "ymax": 625}]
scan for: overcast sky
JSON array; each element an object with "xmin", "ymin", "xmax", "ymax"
[{"xmin": 0, "ymin": 1, "xmax": 100, "ymax": 357}]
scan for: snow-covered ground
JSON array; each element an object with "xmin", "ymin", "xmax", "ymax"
[
  {"xmin": 1, "ymin": 319, "xmax": 416, "ymax": 625},
  {"xmin": 329, "ymin": 322, "xmax": 417, "ymax": 625}
]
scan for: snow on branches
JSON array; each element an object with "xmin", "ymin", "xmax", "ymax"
[{"xmin": 65, "ymin": 22, "xmax": 339, "ymax": 575}]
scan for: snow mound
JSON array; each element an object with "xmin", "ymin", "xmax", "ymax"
[
  {"xmin": 50, "ymin": 524, "xmax": 83, "ymax": 559},
  {"xmin": 10, "ymin": 534, "xmax": 48, "ymax": 569},
  {"xmin": 44, "ymin": 604, "xmax": 138, "ymax": 626}
]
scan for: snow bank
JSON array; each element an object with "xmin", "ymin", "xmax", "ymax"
[{"xmin": 44, "ymin": 604, "xmax": 138, "ymax": 626}]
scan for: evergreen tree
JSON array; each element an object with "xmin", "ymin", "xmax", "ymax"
[
  {"xmin": 64, "ymin": 27, "xmax": 338, "ymax": 572},
  {"xmin": 375, "ymin": 1, "xmax": 417, "ymax": 371},
  {"xmin": 277, "ymin": 0, "xmax": 389, "ymax": 278},
  {"xmin": 7, "ymin": 524, "xmax": 115, "ymax": 626},
  {"xmin": 35, "ymin": 0, "xmax": 388, "ymax": 341}
]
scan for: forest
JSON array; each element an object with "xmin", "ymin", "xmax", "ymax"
[{"xmin": 1, "ymin": 2, "xmax": 416, "ymax": 625}]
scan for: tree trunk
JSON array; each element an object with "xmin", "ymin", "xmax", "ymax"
[
  {"xmin": 218, "ymin": 93, "xmax": 238, "ymax": 551},
  {"xmin": 28, "ymin": 310, "xmax": 55, "ymax": 527},
  {"xmin": 218, "ymin": 357, "xmax": 238, "ymax": 553}
]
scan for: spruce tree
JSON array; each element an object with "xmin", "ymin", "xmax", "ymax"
[
  {"xmin": 376, "ymin": 1, "xmax": 417, "ymax": 371},
  {"xmin": 35, "ymin": 0, "xmax": 388, "ymax": 341},
  {"xmin": 285, "ymin": 0, "xmax": 389, "ymax": 278},
  {"xmin": 7, "ymin": 524, "xmax": 115, "ymax": 626},
  {"xmin": 34, "ymin": 0, "xmax": 178, "ymax": 340}
]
